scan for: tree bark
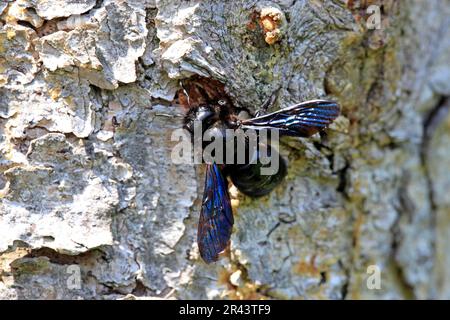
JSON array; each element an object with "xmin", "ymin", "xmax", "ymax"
[{"xmin": 0, "ymin": 0, "xmax": 449, "ymax": 299}]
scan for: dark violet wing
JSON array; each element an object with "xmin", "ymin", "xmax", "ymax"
[
  {"xmin": 241, "ymin": 100, "xmax": 340, "ymax": 137},
  {"xmin": 198, "ymin": 163, "xmax": 234, "ymax": 263}
]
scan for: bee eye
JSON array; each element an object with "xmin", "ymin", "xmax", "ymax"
[{"xmin": 218, "ymin": 100, "xmax": 226, "ymax": 106}]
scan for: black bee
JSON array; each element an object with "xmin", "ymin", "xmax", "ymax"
[{"xmin": 180, "ymin": 80, "xmax": 340, "ymax": 263}]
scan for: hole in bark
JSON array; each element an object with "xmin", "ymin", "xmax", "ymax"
[
  {"xmin": 17, "ymin": 20, "xmax": 35, "ymax": 29},
  {"xmin": 338, "ymin": 259, "xmax": 349, "ymax": 299},
  {"xmin": 35, "ymin": 18, "xmax": 63, "ymax": 37},
  {"xmin": 25, "ymin": 246, "xmax": 105, "ymax": 265},
  {"xmin": 131, "ymin": 280, "xmax": 148, "ymax": 296},
  {"xmin": 336, "ymin": 162, "xmax": 349, "ymax": 197},
  {"xmin": 319, "ymin": 271, "xmax": 327, "ymax": 285},
  {"xmin": 174, "ymin": 76, "xmax": 230, "ymax": 110},
  {"xmin": 94, "ymin": 0, "xmax": 104, "ymax": 9}
]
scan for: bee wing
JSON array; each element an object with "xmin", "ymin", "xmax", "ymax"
[
  {"xmin": 198, "ymin": 163, "xmax": 234, "ymax": 263},
  {"xmin": 241, "ymin": 100, "xmax": 340, "ymax": 137}
]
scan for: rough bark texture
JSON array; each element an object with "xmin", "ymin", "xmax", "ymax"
[{"xmin": 0, "ymin": 0, "xmax": 449, "ymax": 300}]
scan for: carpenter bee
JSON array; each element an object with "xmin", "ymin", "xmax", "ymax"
[{"xmin": 179, "ymin": 78, "xmax": 340, "ymax": 263}]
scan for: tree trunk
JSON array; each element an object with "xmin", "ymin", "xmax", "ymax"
[{"xmin": 0, "ymin": 0, "xmax": 449, "ymax": 299}]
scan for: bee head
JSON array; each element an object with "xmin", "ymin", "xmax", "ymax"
[{"xmin": 183, "ymin": 105, "xmax": 219, "ymax": 135}]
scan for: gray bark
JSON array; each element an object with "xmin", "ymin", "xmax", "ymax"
[{"xmin": 0, "ymin": 0, "xmax": 449, "ymax": 299}]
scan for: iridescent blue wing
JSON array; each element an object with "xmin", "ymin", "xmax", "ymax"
[
  {"xmin": 241, "ymin": 100, "xmax": 340, "ymax": 137},
  {"xmin": 198, "ymin": 163, "xmax": 234, "ymax": 263}
]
